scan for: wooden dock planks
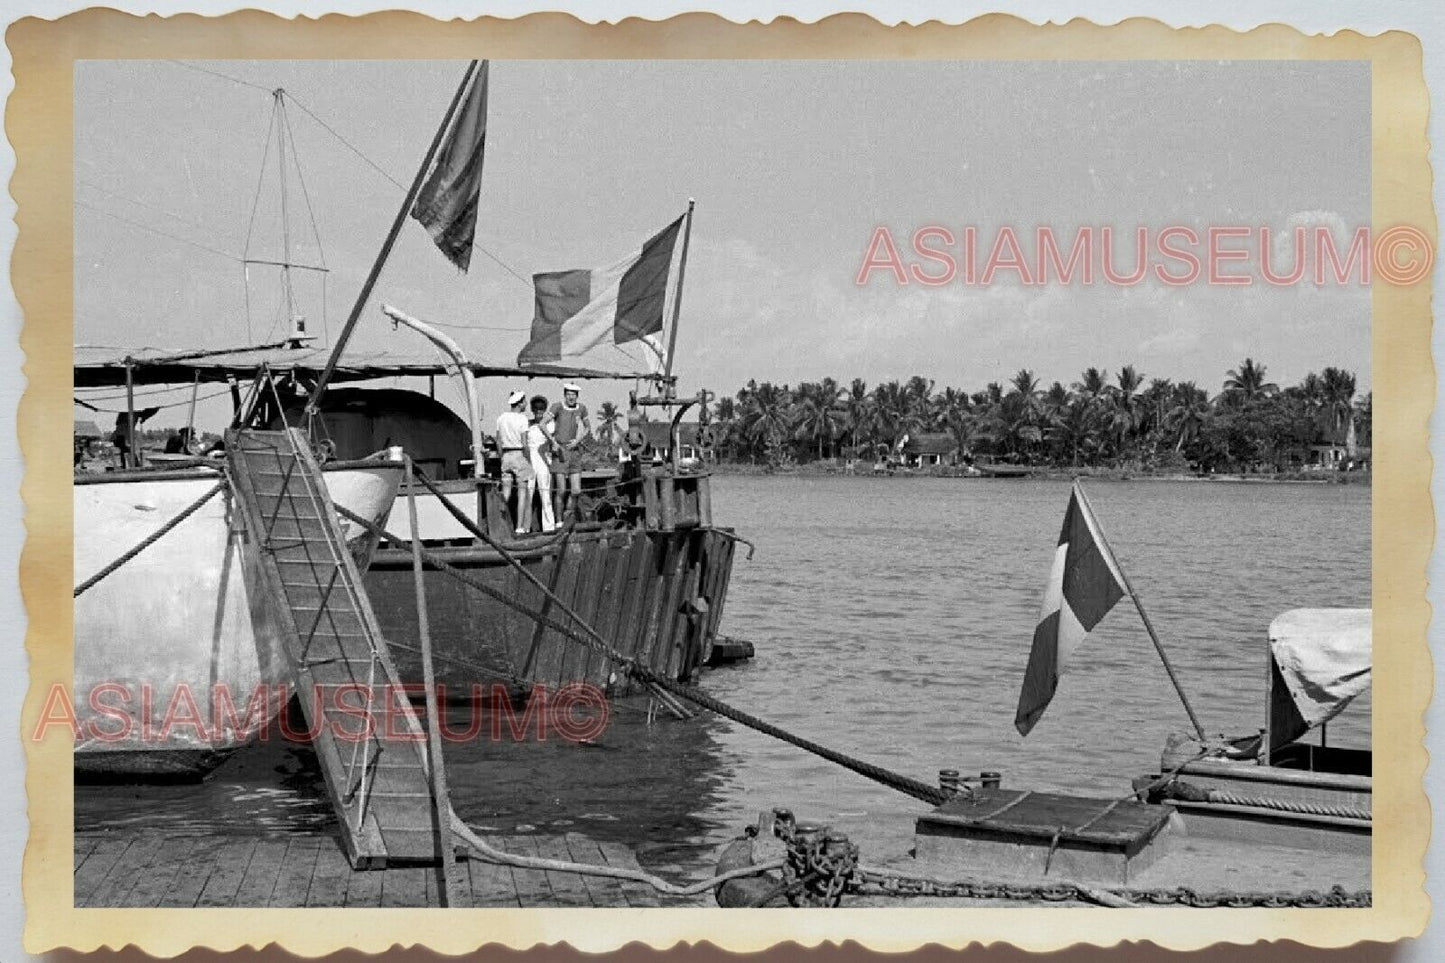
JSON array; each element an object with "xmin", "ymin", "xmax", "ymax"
[
  {"xmin": 74, "ymin": 830, "xmax": 680, "ymax": 908},
  {"xmin": 268, "ymin": 837, "xmax": 322, "ymax": 908}
]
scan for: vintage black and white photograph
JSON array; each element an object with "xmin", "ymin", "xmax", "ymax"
[{"xmin": 63, "ymin": 54, "xmax": 1381, "ymax": 915}]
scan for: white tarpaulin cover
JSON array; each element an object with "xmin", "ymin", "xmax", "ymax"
[{"xmin": 1268, "ymin": 608, "xmax": 1371, "ymax": 745}]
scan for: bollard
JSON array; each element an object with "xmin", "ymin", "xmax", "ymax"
[
  {"xmin": 980, "ymin": 770, "xmax": 1002, "ymax": 789},
  {"xmin": 938, "ymin": 768, "xmax": 961, "ymax": 797},
  {"xmin": 642, "ymin": 472, "xmax": 660, "ymax": 529},
  {"xmin": 772, "ymin": 808, "xmax": 795, "ymax": 839}
]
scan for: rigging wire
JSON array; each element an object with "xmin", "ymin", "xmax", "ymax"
[
  {"xmin": 280, "ymin": 93, "xmax": 330, "ymax": 342},
  {"xmin": 166, "ymin": 59, "xmax": 273, "ymax": 93},
  {"xmin": 76, "ymin": 177, "xmax": 231, "ymax": 241},
  {"xmin": 147, "ymin": 61, "xmax": 544, "ymax": 349},
  {"xmin": 74, "ymin": 384, "xmax": 234, "ymax": 410},
  {"xmin": 240, "ymin": 98, "xmax": 279, "ymax": 342},
  {"xmin": 420, "ymin": 317, "xmax": 530, "ymax": 333},
  {"xmin": 75, "ymin": 200, "xmax": 242, "ymax": 262},
  {"xmin": 282, "ymin": 92, "xmax": 533, "ymax": 291},
  {"xmin": 285, "ymin": 94, "xmax": 406, "ymax": 193}
]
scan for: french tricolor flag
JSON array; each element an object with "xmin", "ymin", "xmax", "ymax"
[
  {"xmin": 517, "ymin": 215, "xmax": 685, "ymax": 366},
  {"xmin": 1014, "ymin": 482, "xmax": 1129, "ymax": 736}
]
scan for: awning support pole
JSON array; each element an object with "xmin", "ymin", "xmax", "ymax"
[{"xmin": 123, "ymin": 358, "xmax": 137, "ymax": 469}]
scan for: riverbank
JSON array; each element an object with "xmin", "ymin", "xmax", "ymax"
[{"xmin": 708, "ymin": 461, "xmax": 1371, "ymax": 485}]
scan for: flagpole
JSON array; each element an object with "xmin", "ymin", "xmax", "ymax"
[
  {"xmin": 660, "ymin": 198, "xmax": 695, "ymax": 391},
  {"xmin": 305, "ymin": 59, "xmax": 480, "ymax": 418},
  {"xmin": 1074, "ymin": 481, "xmax": 1209, "ymax": 740}
]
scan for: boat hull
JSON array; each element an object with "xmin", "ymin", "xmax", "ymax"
[
  {"xmin": 73, "ymin": 463, "xmax": 401, "ymax": 777},
  {"xmin": 366, "ymin": 523, "xmax": 738, "ymax": 696}
]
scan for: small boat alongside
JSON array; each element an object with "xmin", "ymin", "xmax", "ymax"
[
  {"xmin": 710, "ymin": 483, "xmax": 1371, "ymax": 908},
  {"xmin": 1137, "ymin": 607, "xmax": 1371, "ymax": 853}
]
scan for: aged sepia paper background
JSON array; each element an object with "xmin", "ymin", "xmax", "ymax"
[{"xmin": 9, "ymin": 8, "xmax": 1434, "ymax": 956}]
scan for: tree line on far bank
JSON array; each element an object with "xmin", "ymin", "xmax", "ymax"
[{"xmin": 654, "ymin": 359, "xmax": 1369, "ymax": 474}]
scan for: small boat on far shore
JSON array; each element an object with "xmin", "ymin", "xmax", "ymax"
[{"xmin": 973, "ymin": 461, "xmax": 1034, "ymax": 478}]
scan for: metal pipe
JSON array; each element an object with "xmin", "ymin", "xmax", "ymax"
[{"xmin": 382, "ymin": 304, "xmax": 484, "ymax": 476}]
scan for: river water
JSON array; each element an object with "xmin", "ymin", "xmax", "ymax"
[{"xmin": 75, "ymin": 476, "xmax": 1371, "ymax": 883}]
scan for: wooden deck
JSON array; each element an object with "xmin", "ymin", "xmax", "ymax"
[{"xmin": 74, "ymin": 831, "xmax": 696, "ymax": 908}]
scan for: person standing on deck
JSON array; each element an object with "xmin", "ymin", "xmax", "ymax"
[
  {"xmin": 111, "ymin": 406, "xmax": 160, "ymax": 468},
  {"xmin": 526, "ymin": 395, "xmax": 559, "ymax": 534},
  {"xmin": 496, "ymin": 391, "xmax": 535, "ymax": 535},
  {"xmin": 549, "ymin": 382, "xmax": 593, "ymax": 519}
]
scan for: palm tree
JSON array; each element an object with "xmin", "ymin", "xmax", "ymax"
[
  {"xmin": 1165, "ymin": 381, "xmax": 1211, "ymax": 454},
  {"xmin": 596, "ymin": 401, "xmax": 624, "ymax": 449},
  {"xmin": 1073, "ymin": 367, "xmax": 1109, "ymax": 403},
  {"xmin": 792, "ymin": 381, "xmax": 845, "ymax": 460},
  {"xmin": 1223, "ymin": 358, "xmax": 1278, "ymax": 404},
  {"xmin": 737, "ymin": 381, "xmax": 795, "ymax": 463},
  {"xmin": 1046, "ymin": 398, "xmax": 1103, "ymax": 466},
  {"xmin": 1006, "ymin": 368, "xmax": 1035, "ymax": 396},
  {"xmin": 1320, "ymin": 367, "xmax": 1357, "ymax": 435},
  {"xmin": 838, "ymin": 378, "xmax": 871, "ymax": 450}
]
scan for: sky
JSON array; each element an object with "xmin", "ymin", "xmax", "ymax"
[{"xmin": 73, "ymin": 59, "xmax": 1371, "ymax": 430}]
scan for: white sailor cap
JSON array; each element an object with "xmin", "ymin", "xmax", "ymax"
[
  {"xmin": 508, "ymin": 390, "xmax": 526, "ymax": 406},
  {"xmin": 562, "ymin": 382, "xmax": 581, "ymax": 393}
]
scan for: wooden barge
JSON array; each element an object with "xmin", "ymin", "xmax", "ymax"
[
  {"xmin": 370, "ymin": 508, "xmax": 737, "ymax": 695},
  {"xmin": 298, "ymin": 387, "xmax": 742, "ymax": 697}
]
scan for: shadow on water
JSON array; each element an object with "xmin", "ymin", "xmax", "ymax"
[{"xmin": 74, "ymin": 694, "xmax": 737, "ymax": 877}]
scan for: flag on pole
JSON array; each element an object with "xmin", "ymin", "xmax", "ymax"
[
  {"xmin": 411, "ymin": 61, "xmax": 489, "ymax": 271},
  {"xmin": 1014, "ymin": 482, "xmax": 1129, "ymax": 736},
  {"xmin": 517, "ymin": 215, "xmax": 685, "ymax": 366}
]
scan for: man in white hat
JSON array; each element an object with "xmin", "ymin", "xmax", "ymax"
[
  {"xmin": 496, "ymin": 390, "xmax": 534, "ymax": 534},
  {"xmin": 548, "ymin": 382, "xmax": 593, "ymax": 519}
]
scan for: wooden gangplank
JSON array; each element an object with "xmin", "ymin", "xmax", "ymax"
[{"xmin": 227, "ymin": 428, "xmax": 440, "ymax": 868}]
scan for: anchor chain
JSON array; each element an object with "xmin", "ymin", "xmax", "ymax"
[
  {"xmin": 846, "ymin": 867, "xmax": 1372, "ymax": 908},
  {"xmin": 773, "ymin": 810, "xmax": 859, "ymax": 907}
]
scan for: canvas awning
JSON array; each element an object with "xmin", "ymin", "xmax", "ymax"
[
  {"xmin": 74, "ymin": 343, "xmax": 650, "ymax": 389},
  {"xmin": 1266, "ymin": 608, "xmax": 1371, "ymax": 750}
]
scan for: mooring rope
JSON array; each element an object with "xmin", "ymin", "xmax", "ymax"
[
  {"xmin": 1204, "ymin": 790, "xmax": 1371, "ymax": 821},
  {"xmin": 447, "ymin": 814, "xmax": 785, "ymax": 898},
  {"xmin": 333, "ymin": 502, "xmax": 949, "ymax": 807},
  {"xmin": 74, "ymin": 480, "xmax": 227, "ymax": 598}
]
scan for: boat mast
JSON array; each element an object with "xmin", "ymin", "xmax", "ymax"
[
  {"xmin": 305, "ymin": 60, "xmax": 480, "ymax": 420},
  {"xmin": 660, "ymin": 197, "xmax": 695, "ymax": 395},
  {"xmin": 274, "ymin": 90, "xmax": 296, "ymax": 326}
]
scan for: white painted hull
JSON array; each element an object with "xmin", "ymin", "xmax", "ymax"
[{"xmin": 73, "ymin": 464, "xmax": 401, "ymax": 774}]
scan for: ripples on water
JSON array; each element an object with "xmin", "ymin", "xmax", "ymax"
[{"xmin": 76, "ymin": 477, "xmax": 1371, "ymax": 880}]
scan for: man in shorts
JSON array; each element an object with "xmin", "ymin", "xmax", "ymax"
[
  {"xmin": 548, "ymin": 382, "xmax": 594, "ymax": 520},
  {"xmin": 495, "ymin": 390, "xmax": 534, "ymax": 534}
]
